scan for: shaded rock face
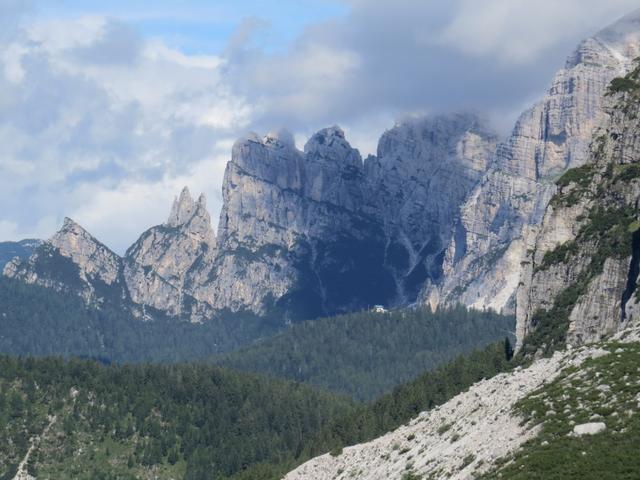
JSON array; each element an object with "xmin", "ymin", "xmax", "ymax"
[
  {"xmin": 424, "ymin": 11, "xmax": 640, "ymax": 314},
  {"xmin": 515, "ymin": 60, "xmax": 640, "ymax": 351},
  {"xmin": 211, "ymin": 127, "xmax": 381, "ymax": 319},
  {"xmin": 366, "ymin": 114, "xmax": 497, "ymax": 301},
  {"xmin": 0, "ymin": 239, "xmax": 42, "ymax": 269},
  {"xmin": 213, "ymin": 119, "xmax": 496, "ymax": 319}
]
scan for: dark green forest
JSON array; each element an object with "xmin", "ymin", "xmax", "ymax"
[
  {"xmin": 0, "ymin": 276, "xmax": 513, "ymax": 401},
  {"xmin": 0, "ymin": 276, "xmax": 278, "ymax": 362},
  {"xmin": 0, "ymin": 272, "xmax": 517, "ymax": 479},
  {"xmin": 304, "ymin": 341, "xmax": 513, "ymax": 458},
  {"xmin": 0, "ymin": 341, "xmax": 512, "ymax": 480},
  {"xmin": 0, "ymin": 356, "xmax": 358, "ymax": 480},
  {"xmin": 214, "ymin": 306, "xmax": 514, "ymax": 400}
]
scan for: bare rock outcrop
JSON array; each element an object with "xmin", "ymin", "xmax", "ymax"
[{"xmin": 425, "ymin": 10, "xmax": 640, "ymax": 314}]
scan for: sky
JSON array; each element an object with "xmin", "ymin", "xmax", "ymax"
[{"xmin": 1, "ymin": 0, "xmax": 639, "ymax": 253}]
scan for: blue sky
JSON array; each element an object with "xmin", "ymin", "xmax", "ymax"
[
  {"xmin": 37, "ymin": 0, "xmax": 348, "ymax": 53},
  {"xmin": 1, "ymin": 0, "xmax": 640, "ymax": 252}
]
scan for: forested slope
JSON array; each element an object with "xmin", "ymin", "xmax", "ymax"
[
  {"xmin": 215, "ymin": 306, "xmax": 514, "ymax": 400},
  {"xmin": 0, "ymin": 277, "xmax": 277, "ymax": 361},
  {"xmin": 0, "ymin": 356, "xmax": 358, "ymax": 480}
]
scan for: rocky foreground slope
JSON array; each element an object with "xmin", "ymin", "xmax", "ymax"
[{"xmin": 284, "ymin": 326, "xmax": 640, "ymax": 480}]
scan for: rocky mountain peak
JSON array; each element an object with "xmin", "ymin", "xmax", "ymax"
[
  {"xmin": 594, "ymin": 8, "xmax": 640, "ymax": 57},
  {"xmin": 167, "ymin": 187, "xmax": 196, "ymax": 227},
  {"xmin": 425, "ymin": 14, "xmax": 640, "ymax": 315},
  {"xmin": 50, "ymin": 217, "xmax": 114, "ymax": 259},
  {"xmin": 263, "ymin": 128, "xmax": 296, "ymax": 149},
  {"xmin": 375, "ymin": 112, "xmax": 495, "ymax": 170},
  {"xmin": 304, "ymin": 125, "xmax": 361, "ymax": 168},
  {"xmin": 57, "ymin": 216, "xmax": 88, "ymax": 236},
  {"xmin": 564, "ymin": 10, "xmax": 640, "ymax": 71},
  {"xmin": 164, "ymin": 188, "xmax": 213, "ymax": 240},
  {"xmin": 4, "ymin": 216, "xmax": 123, "ymax": 297}
]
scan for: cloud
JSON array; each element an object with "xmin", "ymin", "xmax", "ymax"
[
  {"xmin": 2, "ymin": 0, "xmax": 640, "ymax": 253},
  {"xmin": 71, "ymin": 19, "xmax": 144, "ymax": 66},
  {"xmin": 438, "ymin": 0, "xmax": 640, "ymax": 63},
  {"xmin": 0, "ymin": 12, "xmax": 251, "ymax": 253},
  {"xmin": 220, "ymin": 0, "xmax": 640, "ymax": 140}
]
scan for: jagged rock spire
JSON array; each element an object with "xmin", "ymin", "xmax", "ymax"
[{"xmin": 167, "ymin": 187, "xmax": 196, "ymax": 227}]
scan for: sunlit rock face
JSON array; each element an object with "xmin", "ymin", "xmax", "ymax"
[
  {"xmin": 515, "ymin": 64, "xmax": 640, "ymax": 349},
  {"xmin": 423, "ymin": 10, "xmax": 640, "ymax": 314},
  {"xmin": 3, "ymin": 217, "xmax": 128, "ymax": 306},
  {"xmin": 123, "ymin": 187, "xmax": 217, "ymax": 321}
]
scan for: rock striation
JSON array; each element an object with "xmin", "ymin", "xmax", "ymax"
[
  {"xmin": 124, "ymin": 187, "xmax": 216, "ymax": 319},
  {"xmin": 3, "ymin": 116, "xmax": 495, "ymax": 323},
  {"xmin": 214, "ymin": 117, "xmax": 496, "ymax": 318},
  {"xmin": 366, "ymin": 114, "xmax": 497, "ymax": 302},
  {"xmin": 423, "ymin": 10, "xmax": 640, "ymax": 314},
  {"xmin": 515, "ymin": 59, "xmax": 640, "ymax": 351}
]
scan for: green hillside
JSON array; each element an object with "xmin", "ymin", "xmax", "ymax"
[
  {"xmin": 0, "ymin": 356, "xmax": 358, "ymax": 480},
  {"xmin": 483, "ymin": 339, "xmax": 640, "ymax": 479},
  {"xmin": 214, "ymin": 306, "xmax": 514, "ymax": 400}
]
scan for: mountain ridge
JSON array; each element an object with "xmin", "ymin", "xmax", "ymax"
[{"xmin": 5, "ymin": 11, "xmax": 640, "ymax": 333}]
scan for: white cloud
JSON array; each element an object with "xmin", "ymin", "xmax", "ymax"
[
  {"xmin": 437, "ymin": 0, "xmax": 640, "ymax": 63},
  {"xmin": 68, "ymin": 151, "xmax": 228, "ymax": 253},
  {"xmin": 219, "ymin": 0, "xmax": 640, "ymax": 143},
  {"xmin": 0, "ymin": 13, "xmax": 251, "ymax": 252},
  {"xmin": 2, "ymin": 1, "xmax": 640, "ymax": 253}
]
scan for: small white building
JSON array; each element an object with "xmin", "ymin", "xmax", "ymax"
[{"xmin": 372, "ymin": 305, "xmax": 387, "ymax": 313}]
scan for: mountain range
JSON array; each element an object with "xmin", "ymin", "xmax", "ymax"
[
  {"xmin": 4, "ymin": 10, "xmax": 640, "ymax": 346},
  {"xmin": 3, "ymin": 7, "xmax": 640, "ymax": 480}
]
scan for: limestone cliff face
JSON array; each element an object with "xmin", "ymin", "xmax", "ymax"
[
  {"xmin": 424, "ymin": 10, "xmax": 640, "ymax": 313},
  {"xmin": 515, "ymin": 61, "xmax": 640, "ymax": 352},
  {"xmin": 365, "ymin": 113, "xmax": 497, "ymax": 301},
  {"xmin": 3, "ymin": 191, "xmax": 216, "ymax": 322},
  {"xmin": 7, "ymin": 12, "xmax": 640, "ymax": 326},
  {"xmin": 211, "ymin": 127, "xmax": 393, "ymax": 318},
  {"xmin": 3, "ymin": 115, "xmax": 494, "ymax": 323},
  {"xmin": 124, "ymin": 187, "xmax": 216, "ymax": 319},
  {"xmin": 211, "ymin": 118, "xmax": 496, "ymax": 318}
]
